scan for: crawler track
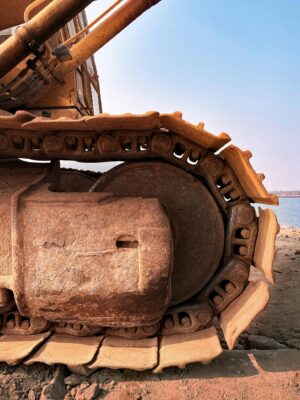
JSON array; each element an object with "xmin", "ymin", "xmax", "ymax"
[{"xmin": 0, "ymin": 110, "xmax": 279, "ymax": 372}]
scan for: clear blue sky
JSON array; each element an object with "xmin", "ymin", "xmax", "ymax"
[{"xmin": 85, "ymin": 0, "xmax": 300, "ymax": 190}]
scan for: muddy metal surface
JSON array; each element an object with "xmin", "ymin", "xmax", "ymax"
[{"xmin": 0, "ymin": 226, "xmax": 299, "ymax": 399}]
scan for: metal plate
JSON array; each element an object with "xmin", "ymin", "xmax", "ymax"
[{"xmin": 95, "ymin": 161, "xmax": 224, "ymax": 305}]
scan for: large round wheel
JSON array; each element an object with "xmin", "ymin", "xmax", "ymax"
[{"xmin": 94, "ymin": 161, "xmax": 225, "ymax": 305}]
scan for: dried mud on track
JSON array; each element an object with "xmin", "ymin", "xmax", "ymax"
[{"xmin": 0, "ymin": 227, "xmax": 299, "ymax": 400}]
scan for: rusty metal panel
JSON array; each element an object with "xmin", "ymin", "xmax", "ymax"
[
  {"xmin": 8, "ymin": 185, "xmax": 172, "ymax": 326},
  {"xmin": 0, "ymin": 160, "xmax": 49, "ymax": 279},
  {"xmin": 19, "ymin": 195, "xmax": 172, "ymax": 325}
]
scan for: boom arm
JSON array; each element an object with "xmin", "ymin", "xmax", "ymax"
[
  {"xmin": 0, "ymin": 0, "xmax": 95, "ymax": 79},
  {"xmin": 0, "ymin": 0, "xmax": 161, "ymax": 81}
]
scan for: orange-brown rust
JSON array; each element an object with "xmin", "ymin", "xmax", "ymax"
[
  {"xmin": 0, "ymin": 1, "xmax": 161, "ymax": 113},
  {"xmin": 0, "ymin": 0, "xmax": 34, "ymax": 31},
  {"xmin": 0, "ymin": 161, "xmax": 173, "ymax": 327},
  {"xmin": 0, "ymin": 0, "xmax": 95, "ymax": 79}
]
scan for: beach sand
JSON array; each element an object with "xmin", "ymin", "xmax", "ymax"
[{"xmin": 247, "ymin": 226, "xmax": 300, "ymax": 347}]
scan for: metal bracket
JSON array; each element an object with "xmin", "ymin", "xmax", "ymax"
[{"xmin": 54, "ymin": 45, "xmax": 72, "ymax": 62}]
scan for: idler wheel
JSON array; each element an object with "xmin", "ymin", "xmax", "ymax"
[{"xmin": 94, "ymin": 161, "xmax": 224, "ymax": 305}]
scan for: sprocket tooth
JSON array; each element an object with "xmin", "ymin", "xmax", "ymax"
[
  {"xmin": 173, "ymin": 111, "xmax": 183, "ymax": 119},
  {"xmin": 89, "ymin": 336, "xmax": 158, "ymax": 371},
  {"xmin": 153, "ymin": 326, "xmax": 222, "ymax": 374},
  {"xmin": 24, "ymin": 334, "xmax": 103, "ymax": 367},
  {"xmin": 220, "ymin": 145, "xmax": 278, "ymax": 205},
  {"xmin": 258, "ymin": 173, "xmax": 266, "ymax": 181},
  {"xmin": 219, "ymin": 280, "xmax": 269, "ymax": 350},
  {"xmin": 85, "ymin": 111, "xmax": 160, "ymax": 132},
  {"xmin": 253, "ymin": 208, "xmax": 280, "ymax": 283},
  {"xmin": 160, "ymin": 113, "xmax": 231, "ymax": 151},
  {"xmin": 0, "ymin": 332, "xmax": 50, "ymax": 366}
]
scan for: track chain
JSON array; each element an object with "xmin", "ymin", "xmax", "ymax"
[{"xmin": 0, "ymin": 111, "xmax": 279, "ymax": 372}]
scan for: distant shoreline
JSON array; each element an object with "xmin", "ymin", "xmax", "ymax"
[
  {"xmin": 272, "ymin": 191, "xmax": 300, "ymax": 198},
  {"xmin": 277, "ymin": 195, "xmax": 300, "ymax": 198}
]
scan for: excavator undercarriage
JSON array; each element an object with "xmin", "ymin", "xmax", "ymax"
[
  {"xmin": 0, "ymin": 110, "xmax": 279, "ymax": 372},
  {"xmin": 0, "ymin": 0, "xmax": 279, "ymax": 373}
]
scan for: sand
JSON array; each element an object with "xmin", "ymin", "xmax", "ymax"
[{"xmin": 248, "ymin": 226, "xmax": 300, "ymax": 347}]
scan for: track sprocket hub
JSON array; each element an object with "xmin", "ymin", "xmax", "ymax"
[{"xmin": 93, "ymin": 161, "xmax": 225, "ymax": 305}]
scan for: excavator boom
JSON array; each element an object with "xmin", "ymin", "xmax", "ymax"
[
  {"xmin": 0, "ymin": 0, "xmax": 95, "ymax": 79},
  {"xmin": 0, "ymin": 0, "xmax": 161, "ymax": 113}
]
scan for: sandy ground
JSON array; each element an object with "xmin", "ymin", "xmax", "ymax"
[
  {"xmin": 0, "ymin": 351, "xmax": 299, "ymax": 400},
  {"xmin": 247, "ymin": 226, "xmax": 300, "ymax": 347},
  {"xmin": 0, "ymin": 226, "xmax": 299, "ymax": 400}
]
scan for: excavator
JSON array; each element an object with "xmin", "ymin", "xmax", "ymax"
[{"xmin": 0, "ymin": 0, "xmax": 279, "ymax": 373}]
